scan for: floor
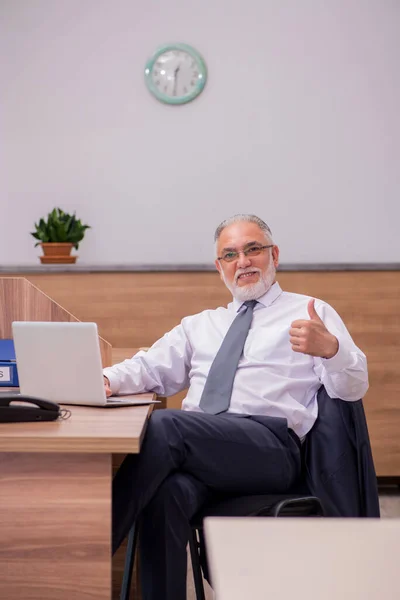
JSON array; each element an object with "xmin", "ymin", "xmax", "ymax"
[
  {"xmin": 186, "ymin": 486, "xmax": 400, "ymax": 600},
  {"xmin": 378, "ymin": 485, "xmax": 400, "ymax": 518}
]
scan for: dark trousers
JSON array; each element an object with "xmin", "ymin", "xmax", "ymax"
[{"xmin": 112, "ymin": 409, "xmax": 301, "ymax": 600}]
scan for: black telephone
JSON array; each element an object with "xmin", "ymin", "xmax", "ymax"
[{"xmin": 0, "ymin": 394, "xmax": 61, "ymax": 422}]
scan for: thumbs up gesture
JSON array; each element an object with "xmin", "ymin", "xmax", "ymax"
[{"xmin": 289, "ymin": 299, "xmax": 339, "ymax": 358}]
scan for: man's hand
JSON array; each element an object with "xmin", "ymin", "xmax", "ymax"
[
  {"xmin": 104, "ymin": 376, "xmax": 112, "ymax": 398},
  {"xmin": 289, "ymin": 299, "xmax": 339, "ymax": 359}
]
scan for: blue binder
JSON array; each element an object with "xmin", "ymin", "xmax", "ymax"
[{"xmin": 0, "ymin": 339, "xmax": 19, "ymax": 387}]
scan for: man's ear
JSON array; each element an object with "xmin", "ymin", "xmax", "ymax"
[
  {"xmin": 272, "ymin": 245, "xmax": 280, "ymax": 268},
  {"xmin": 215, "ymin": 259, "xmax": 224, "ymax": 280}
]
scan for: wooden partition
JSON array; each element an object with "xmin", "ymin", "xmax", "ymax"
[
  {"xmin": 3, "ymin": 270, "xmax": 400, "ymax": 477},
  {"xmin": 0, "ymin": 277, "xmax": 112, "ymax": 367}
]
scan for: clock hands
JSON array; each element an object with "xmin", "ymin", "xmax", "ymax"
[{"xmin": 173, "ymin": 65, "xmax": 180, "ymax": 97}]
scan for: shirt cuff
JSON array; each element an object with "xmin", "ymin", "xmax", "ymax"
[
  {"xmin": 103, "ymin": 368, "xmax": 121, "ymax": 395},
  {"xmin": 321, "ymin": 336, "xmax": 356, "ymax": 372}
]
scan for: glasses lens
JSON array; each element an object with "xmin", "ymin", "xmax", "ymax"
[
  {"xmin": 223, "ymin": 252, "xmax": 238, "ymax": 262},
  {"xmin": 245, "ymin": 246, "xmax": 263, "ymax": 256}
]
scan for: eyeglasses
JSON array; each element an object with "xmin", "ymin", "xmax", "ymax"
[{"xmin": 217, "ymin": 244, "xmax": 274, "ymax": 263}]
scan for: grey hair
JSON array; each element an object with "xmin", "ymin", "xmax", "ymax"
[{"xmin": 214, "ymin": 214, "xmax": 274, "ymax": 254}]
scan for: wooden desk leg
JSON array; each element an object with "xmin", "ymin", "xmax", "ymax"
[{"xmin": 0, "ymin": 452, "xmax": 111, "ymax": 600}]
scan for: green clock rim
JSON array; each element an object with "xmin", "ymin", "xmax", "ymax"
[{"xmin": 144, "ymin": 43, "xmax": 207, "ymax": 105}]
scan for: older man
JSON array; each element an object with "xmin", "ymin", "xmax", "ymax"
[{"xmin": 104, "ymin": 214, "xmax": 368, "ymax": 600}]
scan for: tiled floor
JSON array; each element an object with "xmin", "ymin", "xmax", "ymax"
[
  {"xmin": 186, "ymin": 486, "xmax": 400, "ymax": 600},
  {"xmin": 378, "ymin": 486, "xmax": 400, "ymax": 518}
]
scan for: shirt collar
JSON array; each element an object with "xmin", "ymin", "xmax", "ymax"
[{"xmin": 230, "ymin": 281, "xmax": 283, "ymax": 312}]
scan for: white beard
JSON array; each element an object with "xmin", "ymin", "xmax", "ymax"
[{"xmin": 221, "ymin": 260, "xmax": 277, "ymax": 302}]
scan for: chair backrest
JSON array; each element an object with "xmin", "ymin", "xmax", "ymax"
[{"xmin": 204, "ymin": 517, "xmax": 398, "ymax": 600}]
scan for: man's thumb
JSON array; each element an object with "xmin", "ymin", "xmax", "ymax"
[{"xmin": 307, "ymin": 299, "xmax": 322, "ymax": 322}]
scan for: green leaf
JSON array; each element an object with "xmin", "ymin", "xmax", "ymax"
[
  {"xmin": 48, "ymin": 224, "xmax": 58, "ymax": 241},
  {"xmin": 56, "ymin": 221, "xmax": 67, "ymax": 241},
  {"xmin": 67, "ymin": 215, "xmax": 76, "ymax": 234},
  {"xmin": 64, "ymin": 215, "xmax": 73, "ymax": 233}
]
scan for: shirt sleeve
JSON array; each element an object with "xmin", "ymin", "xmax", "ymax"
[
  {"xmin": 103, "ymin": 319, "xmax": 192, "ymax": 396},
  {"xmin": 312, "ymin": 300, "xmax": 369, "ymax": 401}
]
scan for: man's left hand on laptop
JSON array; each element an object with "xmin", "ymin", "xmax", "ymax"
[{"xmin": 104, "ymin": 376, "xmax": 112, "ymax": 397}]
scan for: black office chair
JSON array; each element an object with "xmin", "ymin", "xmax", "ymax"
[{"xmin": 120, "ymin": 487, "xmax": 324, "ymax": 600}]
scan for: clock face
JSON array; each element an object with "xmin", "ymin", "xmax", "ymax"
[{"xmin": 144, "ymin": 44, "xmax": 207, "ymax": 105}]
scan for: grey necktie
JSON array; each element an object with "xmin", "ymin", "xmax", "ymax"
[{"xmin": 199, "ymin": 300, "xmax": 257, "ymax": 415}]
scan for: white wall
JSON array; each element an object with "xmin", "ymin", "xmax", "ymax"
[{"xmin": 1, "ymin": 0, "xmax": 399, "ymax": 266}]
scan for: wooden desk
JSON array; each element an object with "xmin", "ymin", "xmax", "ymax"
[{"xmin": 0, "ymin": 396, "xmax": 154, "ymax": 600}]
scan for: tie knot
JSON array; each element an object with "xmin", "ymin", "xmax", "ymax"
[{"xmin": 242, "ymin": 300, "xmax": 257, "ymax": 310}]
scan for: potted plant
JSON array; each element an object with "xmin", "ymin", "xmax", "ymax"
[{"xmin": 31, "ymin": 208, "xmax": 90, "ymax": 264}]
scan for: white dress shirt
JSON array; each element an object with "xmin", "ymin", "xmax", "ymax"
[{"xmin": 103, "ymin": 282, "xmax": 368, "ymax": 439}]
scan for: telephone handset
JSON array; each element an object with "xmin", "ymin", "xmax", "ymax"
[{"xmin": 0, "ymin": 394, "xmax": 61, "ymax": 422}]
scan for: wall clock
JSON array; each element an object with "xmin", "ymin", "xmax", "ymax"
[{"xmin": 144, "ymin": 43, "xmax": 207, "ymax": 105}]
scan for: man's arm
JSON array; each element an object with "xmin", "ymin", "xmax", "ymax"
[
  {"xmin": 103, "ymin": 321, "xmax": 192, "ymax": 397},
  {"xmin": 290, "ymin": 298, "xmax": 368, "ymax": 401}
]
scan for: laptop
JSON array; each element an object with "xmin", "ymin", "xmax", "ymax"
[
  {"xmin": 11, "ymin": 321, "xmax": 158, "ymax": 407},
  {"xmin": 203, "ymin": 517, "xmax": 399, "ymax": 600}
]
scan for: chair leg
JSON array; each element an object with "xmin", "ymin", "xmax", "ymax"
[
  {"xmin": 120, "ymin": 524, "xmax": 139, "ymax": 600},
  {"xmin": 188, "ymin": 528, "xmax": 207, "ymax": 600}
]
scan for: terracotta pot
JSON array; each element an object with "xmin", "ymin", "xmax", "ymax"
[{"xmin": 39, "ymin": 243, "xmax": 77, "ymax": 264}]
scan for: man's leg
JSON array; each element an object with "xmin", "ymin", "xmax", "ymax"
[
  {"xmin": 139, "ymin": 472, "xmax": 212, "ymax": 600},
  {"xmin": 113, "ymin": 409, "xmax": 301, "ymax": 553}
]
